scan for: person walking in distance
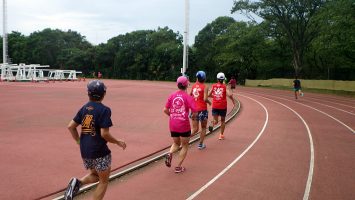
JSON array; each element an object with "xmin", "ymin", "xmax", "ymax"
[
  {"xmin": 164, "ymin": 76, "xmax": 197, "ymax": 173},
  {"xmin": 293, "ymin": 76, "xmax": 304, "ymax": 99},
  {"xmin": 65, "ymin": 80, "xmax": 126, "ymax": 200},
  {"xmin": 229, "ymin": 76, "xmax": 237, "ymax": 93},
  {"xmin": 208, "ymin": 72, "xmax": 235, "ymax": 140},
  {"xmin": 190, "ymin": 71, "xmax": 211, "ymax": 150}
]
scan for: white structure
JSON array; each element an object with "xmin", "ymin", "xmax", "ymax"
[
  {"xmin": 48, "ymin": 69, "xmax": 81, "ymax": 80},
  {"xmin": 0, "ymin": 63, "xmax": 82, "ymax": 81}
]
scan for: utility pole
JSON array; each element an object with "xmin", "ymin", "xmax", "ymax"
[
  {"xmin": 2, "ymin": 0, "xmax": 8, "ymax": 64},
  {"xmin": 181, "ymin": 0, "xmax": 189, "ymax": 76}
]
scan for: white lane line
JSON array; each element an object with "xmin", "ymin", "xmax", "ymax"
[
  {"xmin": 253, "ymin": 91, "xmax": 355, "ymax": 115},
  {"xmin": 306, "ymin": 96, "xmax": 355, "ymax": 108},
  {"xmin": 246, "ymin": 93, "xmax": 315, "ymax": 200},
  {"xmin": 186, "ymin": 95, "xmax": 269, "ymax": 200},
  {"xmin": 245, "ymin": 91, "xmax": 355, "ymax": 134},
  {"xmin": 302, "ymin": 100, "xmax": 355, "ymax": 116}
]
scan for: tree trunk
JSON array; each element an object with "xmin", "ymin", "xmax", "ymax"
[{"xmin": 292, "ymin": 46, "xmax": 302, "ymax": 77}]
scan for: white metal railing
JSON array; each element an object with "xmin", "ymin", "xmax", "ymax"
[{"xmin": 0, "ymin": 63, "xmax": 82, "ymax": 82}]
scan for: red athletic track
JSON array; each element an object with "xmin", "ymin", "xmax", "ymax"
[{"xmin": 0, "ymin": 80, "xmax": 354, "ymax": 200}]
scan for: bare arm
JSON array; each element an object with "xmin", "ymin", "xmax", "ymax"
[
  {"xmin": 67, "ymin": 120, "xmax": 80, "ymax": 144},
  {"xmin": 163, "ymin": 107, "xmax": 170, "ymax": 116},
  {"xmin": 101, "ymin": 128, "xmax": 126, "ymax": 150},
  {"xmin": 204, "ymin": 86, "xmax": 211, "ymax": 105},
  {"xmin": 208, "ymin": 87, "xmax": 213, "ymax": 98}
]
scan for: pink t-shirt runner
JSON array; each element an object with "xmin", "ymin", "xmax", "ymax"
[{"xmin": 165, "ymin": 90, "xmax": 197, "ymax": 133}]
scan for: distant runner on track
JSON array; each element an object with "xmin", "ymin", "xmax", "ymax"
[
  {"xmin": 229, "ymin": 76, "xmax": 237, "ymax": 92},
  {"xmin": 293, "ymin": 76, "xmax": 304, "ymax": 99},
  {"xmin": 65, "ymin": 80, "xmax": 126, "ymax": 200},
  {"xmin": 164, "ymin": 76, "xmax": 197, "ymax": 173}
]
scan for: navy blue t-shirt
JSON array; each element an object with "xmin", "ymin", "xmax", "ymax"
[
  {"xmin": 73, "ymin": 101, "xmax": 112, "ymax": 159},
  {"xmin": 293, "ymin": 79, "xmax": 301, "ymax": 88}
]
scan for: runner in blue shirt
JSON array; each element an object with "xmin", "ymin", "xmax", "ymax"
[
  {"xmin": 293, "ymin": 76, "xmax": 304, "ymax": 99},
  {"xmin": 65, "ymin": 80, "xmax": 126, "ymax": 200}
]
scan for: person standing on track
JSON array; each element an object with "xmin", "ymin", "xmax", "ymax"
[
  {"xmin": 190, "ymin": 71, "xmax": 211, "ymax": 150},
  {"xmin": 208, "ymin": 72, "xmax": 235, "ymax": 140},
  {"xmin": 65, "ymin": 80, "xmax": 126, "ymax": 200},
  {"xmin": 293, "ymin": 76, "xmax": 304, "ymax": 99},
  {"xmin": 164, "ymin": 76, "xmax": 197, "ymax": 173}
]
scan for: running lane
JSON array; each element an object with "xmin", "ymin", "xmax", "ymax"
[{"xmin": 239, "ymin": 87, "xmax": 355, "ymax": 199}]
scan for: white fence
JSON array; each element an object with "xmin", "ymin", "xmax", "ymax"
[{"xmin": 0, "ymin": 63, "xmax": 82, "ymax": 81}]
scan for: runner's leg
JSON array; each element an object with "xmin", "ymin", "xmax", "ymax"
[
  {"xmin": 170, "ymin": 137, "xmax": 181, "ymax": 154},
  {"xmin": 220, "ymin": 116, "xmax": 226, "ymax": 136},
  {"xmin": 213, "ymin": 115, "xmax": 219, "ymax": 127},
  {"xmin": 200, "ymin": 119, "xmax": 207, "ymax": 144},
  {"xmin": 93, "ymin": 167, "xmax": 110, "ymax": 200},
  {"xmin": 177, "ymin": 137, "xmax": 190, "ymax": 167},
  {"xmin": 79, "ymin": 169, "xmax": 99, "ymax": 185},
  {"xmin": 191, "ymin": 119, "xmax": 199, "ymax": 137}
]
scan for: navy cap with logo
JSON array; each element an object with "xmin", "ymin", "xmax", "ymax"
[{"xmin": 87, "ymin": 80, "xmax": 106, "ymax": 99}]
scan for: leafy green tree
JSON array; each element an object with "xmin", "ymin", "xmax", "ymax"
[
  {"xmin": 194, "ymin": 16, "xmax": 237, "ymax": 80},
  {"xmin": 232, "ymin": 0, "xmax": 326, "ymax": 77},
  {"xmin": 305, "ymin": 0, "xmax": 355, "ymax": 80},
  {"xmin": 26, "ymin": 28, "xmax": 92, "ymax": 68},
  {"xmin": 7, "ymin": 31, "xmax": 27, "ymax": 64}
]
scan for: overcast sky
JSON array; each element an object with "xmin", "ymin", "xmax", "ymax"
[{"xmin": 2, "ymin": 0, "xmax": 249, "ymax": 45}]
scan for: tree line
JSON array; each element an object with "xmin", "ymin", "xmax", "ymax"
[{"xmin": 1, "ymin": 0, "xmax": 354, "ymax": 83}]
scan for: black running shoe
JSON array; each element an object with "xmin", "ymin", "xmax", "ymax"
[{"xmin": 64, "ymin": 178, "xmax": 81, "ymax": 200}]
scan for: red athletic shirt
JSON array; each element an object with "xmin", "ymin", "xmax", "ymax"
[
  {"xmin": 229, "ymin": 79, "xmax": 236, "ymax": 87},
  {"xmin": 211, "ymin": 82, "xmax": 227, "ymax": 109},
  {"xmin": 190, "ymin": 82, "xmax": 207, "ymax": 111}
]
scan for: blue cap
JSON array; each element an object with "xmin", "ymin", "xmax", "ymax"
[{"xmin": 196, "ymin": 71, "xmax": 206, "ymax": 81}]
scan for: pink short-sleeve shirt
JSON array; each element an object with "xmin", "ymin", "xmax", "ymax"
[{"xmin": 165, "ymin": 90, "xmax": 196, "ymax": 133}]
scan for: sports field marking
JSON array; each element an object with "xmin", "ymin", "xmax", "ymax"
[
  {"xmin": 245, "ymin": 91, "xmax": 355, "ymax": 134},
  {"xmin": 255, "ymin": 90, "xmax": 355, "ymax": 115},
  {"xmin": 186, "ymin": 94, "xmax": 269, "ymax": 200},
  {"xmin": 247, "ymin": 93, "xmax": 314, "ymax": 200},
  {"xmin": 308, "ymin": 97, "xmax": 355, "ymax": 108},
  {"xmin": 301, "ymin": 100, "xmax": 355, "ymax": 116}
]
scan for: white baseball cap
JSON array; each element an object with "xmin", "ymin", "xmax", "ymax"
[{"xmin": 217, "ymin": 72, "xmax": 225, "ymax": 80}]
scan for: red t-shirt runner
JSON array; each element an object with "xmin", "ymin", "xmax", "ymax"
[
  {"xmin": 211, "ymin": 82, "xmax": 227, "ymax": 109},
  {"xmin": 190, "ymin": 82, "xmax": 207, "ymax": 111}
]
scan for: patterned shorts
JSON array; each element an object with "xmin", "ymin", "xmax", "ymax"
[
  {"xmin": 190, "ymin": 110, "xmax": 208, "ymax": 121},
  {"xmin": 83, "ymin": 154, "xmax": 111, "ymax": 172}
]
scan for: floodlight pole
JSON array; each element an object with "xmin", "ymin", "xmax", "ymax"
[
  {"xmin": 182, "ymin": 0, "xmax": 189, "ymax": 76},
  {"xmin": 2, "ymin": 0, "xmax": 8, "ymax": 64}
]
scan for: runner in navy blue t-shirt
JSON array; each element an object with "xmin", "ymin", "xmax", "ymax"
[
  {"xmin": 65, "ymin": 80, "xmax": 126, "ymax": 200},
  {"xmin": 293, "ymin": 76, "xmax": 304, "ymax": 99}
]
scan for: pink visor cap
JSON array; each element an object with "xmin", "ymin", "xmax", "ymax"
[{"xmin": 177, "ymin": 76, "xmax": 189, "ymax": 87}]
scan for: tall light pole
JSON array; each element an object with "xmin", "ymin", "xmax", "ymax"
[
  {"xmin": 2, "ymin": 0, "xmax": 8, "ymax": 64},
  {"xmin": 182, "ymin": 0, "xmax": 189, "ymax": 76}
]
